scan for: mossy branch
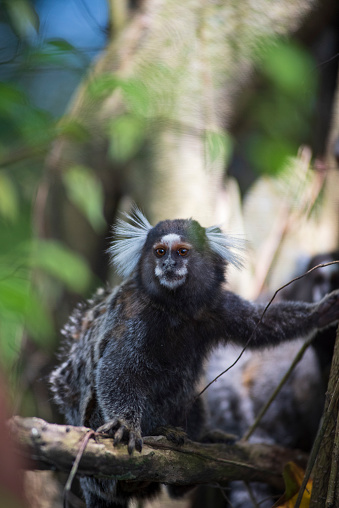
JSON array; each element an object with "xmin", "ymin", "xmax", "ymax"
[{"xmin": 10, "ymin": 416, "xmax": 307, "ymax": 491}]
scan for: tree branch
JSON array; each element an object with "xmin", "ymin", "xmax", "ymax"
[{"xmin": 10, "ymin": 416, "xmax": 308, "ymax": 491}]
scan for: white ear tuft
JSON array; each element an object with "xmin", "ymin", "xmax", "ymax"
[
  {"xmin": 109, "ymin": 207, "xmax": 152, "ymax": 278},
  {"xmin": 205, "ymin": 226, "xmax": 246, "ymax": 269}
]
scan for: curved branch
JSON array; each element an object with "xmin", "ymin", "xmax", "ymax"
[{"xmin": 10, "ymin": 416, "xmax": 307, "ymax": 491}]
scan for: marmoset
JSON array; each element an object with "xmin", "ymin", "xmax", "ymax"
[{"xmin": 50, "ymin": 210, "xmax": 339, "ymax": 508}]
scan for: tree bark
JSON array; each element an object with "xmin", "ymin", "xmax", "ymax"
[
  {"xmin": 310, "ymin": 329, "xmax": 339, "ymax": 506},
  {"xmin": 10, "ymin": 416, "xmax": 308, "ymax": 492}
]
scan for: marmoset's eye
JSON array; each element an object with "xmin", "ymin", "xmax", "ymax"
[
  {"xmin": 177, "ymin": 247, "xmax": 189, "ymax": 257},
  {"xmin": 178, "ymin": 248, "xmax": 189, "ymax": 257},
  {"xmin": 155, "ymin": 248, "xmax": 166, "ymax": 257}
]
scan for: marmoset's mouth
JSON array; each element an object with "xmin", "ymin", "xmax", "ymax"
[
  {"xmin": 158, "ymin": 272, "xmax": 187, "ymax": 289},
  {"xmin": 155, "ymin": 264, "xmax": 188, "ymax": 288}
]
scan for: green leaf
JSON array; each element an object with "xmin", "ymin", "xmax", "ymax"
[
  {"xmin": 0, "ymin": 277, "xmax": 53, "ymax": 363},
  {"xmin": 108, "ymin": 114, "xmax": 145, "ymax": 162},
  {"xmin": 56, "ymin": 118, "xmax": 90, "ymax": 142},
  {"xmin": 0, "ymin": 315, "xmax": 25, "ymax": 367},
  {"xmin": 248, "ymin": 134, "xmax": 296, "ymax": 175},
  {"xmin": 0, "ymin": 278, "xmax": 30, "ymax": 314},
  {"xmin": 121, "ymin": 78, "xmax": 151, "ymax": 117},
  {"xmin": 47, "ymin": 39, "xmax": 77, "ymax": 53},
  {"xmin": 0, "ymin": 83, "xmax": 26, "ymax": 115},
  {"xmin": 19, "ymin": 107, "xmax": 54, "ymax": 145},
  {"xmin": 258, "ymin": 39, "xmax": 315, "ymax": 96},
  {"xmin": 0, "ymin": 174, "xmax": 19, "ymax": 221},
  {"xmin": 6, "ymin": 0, "xmax": 39, "ymax": 38},
  {"xmin": 87, "ymin": 74, "xmax": 120, "ymax": 100},
  {"xmin": 62, "ymin": 166, "xmax": 106, "ymax": 232},
  {"xmin": 204, "ymin": 130, "xmax": 233, "ymax": 165},
  {"xmin": 31, "ymin": 240, "xmax": 92, "ymax": 293}
]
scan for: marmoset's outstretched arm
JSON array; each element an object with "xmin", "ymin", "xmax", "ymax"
[{"xmin": 217, "ymin": 289, "xmax": 339, "ymax": 348}]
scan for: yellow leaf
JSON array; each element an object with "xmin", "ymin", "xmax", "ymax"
[{"xmin": 273, "ymin": 462, "xmax": 312, "ymax": 508}]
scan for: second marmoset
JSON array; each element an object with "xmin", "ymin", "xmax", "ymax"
[{"xmin": 50, "ymin": 209, "xmax": 339, "ymax": 508}]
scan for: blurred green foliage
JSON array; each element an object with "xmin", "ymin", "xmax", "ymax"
[
  {"xmin": 0, "ymin": 0, "xmax": 319, "ymax": 400},
  {"xmin": 205, "ymin": 130, "xmax": 233, "ymax": 168},
  {"xmin": 0, "ymin": 0, "xmax": 97, "ymax": 390},
  {"xmin": 87, "ymin": 36, "xmax": 317, "ymax": 175},
  {"xmin": 0, "ymin": 178, "xmax": 94, "ymax": 377},
  {"xmin": 246, "ymin": 37, "xmax": 317, "ymax": 175},
  {"xmin": 108, "ymin": 114, "xmax": 146, "ymax": 162},
  {"xmin": 87, "ymin": 64, "xmax": 177, "ymax": 164},
  {"xmin": 63, "ymin": 165, "xmax": 106, "ymax": 231}
]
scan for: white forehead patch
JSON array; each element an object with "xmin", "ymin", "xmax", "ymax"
[{"xmin": 160, "ymin": 233, "xmax": 181, "ymax": 247}]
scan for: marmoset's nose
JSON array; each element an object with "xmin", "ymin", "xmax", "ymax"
[{"xmin": 163, "ymin": 257, "xmax": 176, "ymax": 268}]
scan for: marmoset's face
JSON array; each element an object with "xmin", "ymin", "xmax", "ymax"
[
  {"xmin": 110, "ymin": 210, "xmax": 243, "ymax": 292},
  {"xmin": 139, "ymin": 218, "xmax": 209, "ymax": 296},
  {"xmin": 152, "ymin": 232, "xmax": 192, "ymax": 290}
]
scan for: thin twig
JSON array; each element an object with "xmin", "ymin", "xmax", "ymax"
[
  {"xmin": 241, "ymin": 335, "xmax": 314, "ymax": 442},
  {"xmin": 197, "ymin": 334, "xmax": 253, "ymax": 398},
  {"xmin": 244, "ymin": 481, "xmax": 260, "ymax": 507},
  {"xmin": 259, "ymin": 261, "xmax": 339, "ymax": 323},
  {"xmin": 0, "ymin": 144, "xmax": 47, "ymax": 169},
  {"xmin": 218, "ymin": 484, "xmax": 235, "ymax": 507},
  {"xmin": 63, "ymin": 430, "xmax": 95, "ymax": 508}
]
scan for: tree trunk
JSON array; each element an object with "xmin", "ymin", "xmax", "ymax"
[{"xmin": 309, "ymin": 308, "xmax": 339, "ymax": 506}]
